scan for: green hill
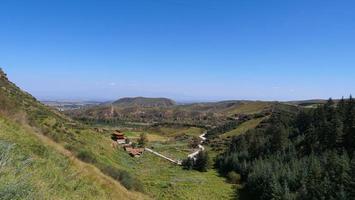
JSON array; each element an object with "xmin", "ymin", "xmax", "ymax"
[{"xmin": 0, "ymin": 68, "xmax": 148, "ymax": 200}]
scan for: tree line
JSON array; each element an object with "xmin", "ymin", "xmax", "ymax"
[{"xmin": 216, "ymin": 96, "xmax": 355, "ymax": 200}]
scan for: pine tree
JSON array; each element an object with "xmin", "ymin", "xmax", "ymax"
[
  {"xmin": 182, "ymin": 157, "xmax": 195, "ymax": 170},
  {"xmin": 329, "ymin": 112, "xmax": 344, "ymax": 148},
  {"xmin": 296, "ymin": 110, "xmax": 312, "ymax": 133},
  {"xmin": 194, "ymin": 151, "xmax": 209, "ymax": 172},
  {"xmin": 270, "ymin": 176, "xmax": 283, "ymax": 200},
  {"xmin": 344, "ymin": 96, "xmax": 355, "ymax": 154},
  {"xmin": 347, "ymin": 155, "xmax": 355, "ymax": 199},
  {"xmin": 337, "ymin": 97, "xmax": 346, "ymax": 120},
  {"xmin": 337, "ymin": 185, "xmax": 348, "ymax": 200},
  {"xmin": 312, "ymin": 106, "xmax": 328, "ymax": 151},
  {"xmin": 271, "ymin": 124, "xmax": 289, "ymax": 152},
  {"xmin": 304, "ymin": 125, "xmax": 318, "ymax": 154},
  {"xmin": 324, "ymin": 98, "xmax": 335, "ymax": 120},
  {"xmin": 325, "ymin": 151, "xmax": 350, "ymax": 197},
  {"xmin": 304, "ymin": 156, "xmax": 323, "ymax": 199}
]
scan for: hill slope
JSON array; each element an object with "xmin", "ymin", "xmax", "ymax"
[{"xmin": 0, "ymin": 68, "xmax": 148, "ymax": 199}]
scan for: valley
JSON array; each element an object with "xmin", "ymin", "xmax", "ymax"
[
  {"xmin": 3, "ymin": 0, "xmax": 355, "ymax": 199},
  {"xmin": 1, "ymin": 67, "xmax": 354, "ymax": 200},
  {"xmin": 0, "ymin": 69, "xmax": 241, "ymax": 199}
]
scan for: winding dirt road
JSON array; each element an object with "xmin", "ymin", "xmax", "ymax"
[
  {"xmin": 187, "ymin": 132, "xmax": 207, "ymax": 159},
  {"xmin": 145, "ymin": 131, "xmax": 207, "ymax": 165}
]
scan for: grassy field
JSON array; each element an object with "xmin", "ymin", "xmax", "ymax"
[
  {"xmin": 56, "ymin": 125, "xmax": 235, "ymax": 199},
  {"xmin": 109, "ymin": 148, "xmax": 236, "ymax": 200},
  {"xmin": 124, "ymin": 131, "xmax": 168, "ymax": 142},
  {"xmin": 107, "ymin": 126, "xmax": 236, "ymax": 199},
  {"xmin": 124, "ymin": 126, "xmax": 204, "ymax": 160},
  {"xmin": 221, "ymin": 117, "xmax": 266, "ymax": 138}
]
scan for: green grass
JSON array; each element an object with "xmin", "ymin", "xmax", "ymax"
[
  {"xmin": 221, "ymin": 117, "xmax": 266, "ymax": 138},
  {"xmin": 109, "ymin": 148, "xmax": 236, "ymax": 200},
  {"xmin": 0, "ymin": 104, "xmax": 234, "ymax": 199},
  {"xmin": 0, "ymin": 117, "xmax": 144, "ymax": 200},
  {"xmin": 1, "ymin": 71, "xmax": 236, "ymax": 199},
  {"xmin": 97, "ymin": 126, "xmax": 235, "ymax": 199},
  {"xmin": 124, "ymin": 126, "xmax": 204, "ymax": 160},
  {"xmin": 124, "ymin": 131, "xmax": 168, "ymax": 142},
  {"xmin": 149, "ymin": 141, "xmax": 190, "ymax": 160}
]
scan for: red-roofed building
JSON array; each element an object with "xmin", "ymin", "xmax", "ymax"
[{"xmin": 111, "ymin": 130, "xmax": 126, "ymax": 144}]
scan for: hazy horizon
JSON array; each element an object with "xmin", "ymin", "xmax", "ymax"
[
  {"xmin": 2, "ymin": 0, "xmax": 355, "ymax": 101},
  {"xmin": 37, "ymin": 95, "xmax": 350, "ymax": 104}
]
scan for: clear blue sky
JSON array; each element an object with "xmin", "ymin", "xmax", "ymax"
[{"xmin": 1, "ymin": 0, "xmax": 354, "ymax": 101}]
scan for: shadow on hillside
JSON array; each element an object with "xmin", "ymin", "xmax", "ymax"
[{"xmin": 237, "ymin": 186, "xmax": 254, "ymax": 200}]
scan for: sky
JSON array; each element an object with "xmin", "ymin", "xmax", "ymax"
[{"xmin": 1, "ymin": 0, "xmax": 355, "ymax": 102}]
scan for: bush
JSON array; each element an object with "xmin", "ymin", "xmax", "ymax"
[
  {"xmin": 137, "ymin": 133, "xmax": 148, "ymax": 147},
  {"xmin": 227, "ymin": 171, "xmax": 241, "ymax": 184},
  {"xmin": 194, "ymin": 151, "xmax": 210, "ymax": 172},
  {"xmin": 100, "ymin": 166, "xmax": 144, "ymax": 192},
  {"xmin": 76, "ymin": 150, "xmax": 97, "ymax": 164},
  {"xmin": 182, "ymin": 157, "xmax": 195, "ymax": 170}
]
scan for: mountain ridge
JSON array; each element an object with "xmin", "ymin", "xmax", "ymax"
[{"xmin": 112, "ymin": 96, "xmax": 176, "ymax": 107}]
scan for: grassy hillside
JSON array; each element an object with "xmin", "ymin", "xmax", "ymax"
[
  {"xmin": 0, "ymin": 69, "xmax": 149, "ymax": 199},
  {"xmin": 0, "ymin": 117, "xmax": 145, "ymax": 200},
  {"xmin": 220, "ymin": 117, "xmax": 267, "ymax": 138}
]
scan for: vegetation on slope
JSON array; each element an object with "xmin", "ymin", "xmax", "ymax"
[
  {"xmin": 0, "ymin": 117, "xmax": 145, "ymax": 200},
  {"xmin": 109, "ymin": 148, "xmax": 236, "ymax": 200},
  {"xmin": 113, "ymin": 97, "xmax": 176, "ymax": 107},
  {"xmin": 0, "ymin": 68, "xmax": 148, "ymax": 198},
  {"xmin": 67, "ymin": 99, "xmax": 275, "ymax": 127},
  {"xmin": 216, "ymin": 97, "xmax": 355, "ymax": 199},
  {"xmin": 0, "ymin": 68, "xmax": 236, "ymax": 199},
  {"xmin": 220, "ymin": 117, "xmax": 267, "ymax": 138}
]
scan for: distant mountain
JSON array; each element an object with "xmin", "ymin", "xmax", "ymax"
[
  {"xmin": 113, "ymin": 97, "xmax": 176, "ymax": 107},
  {"xmin": 67, "ymin": 96, "xmax": 277, "ymax": 126},
  {"xmin": 286, "ymin": 99, "xmax": 344, "ymax": 107}
]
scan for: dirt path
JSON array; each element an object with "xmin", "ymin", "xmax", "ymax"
[
  {"xmin": 145, "ymin": 131, "xmax": 208, "ymax": 165},
  {"xmin": 187, "ymin": 132, "xmax": 207, "ymax": 159},
  {"xmin": 145, "ymin": 147, "xmax": 182, "ymax": 165},
  {"xmin": 23, "ymin": 124, "xmax": 149, "ymax": 200}
]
